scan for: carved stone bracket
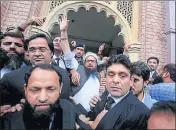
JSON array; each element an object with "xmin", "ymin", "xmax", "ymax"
[{"xmin": 128, "ymin": 42, "xmax": 141, "ymax": 62}]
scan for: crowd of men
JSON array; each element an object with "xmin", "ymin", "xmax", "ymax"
[{"xmin": 0, "ymin": 15, "xmax": 175, "ymax": 130}]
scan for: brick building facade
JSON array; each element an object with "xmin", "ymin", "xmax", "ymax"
[
  {"xmin": 1, "ymin": 1, "xmax": 43, "ymax": 35},
  {"xmin": 1, "ymin": 1, "xmax": 175, "ymax": 66},
  {"xmin": 138, "ymin": 1, "xmax": 167, "ymax": 65}
]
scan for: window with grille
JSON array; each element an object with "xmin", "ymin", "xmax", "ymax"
[
  {"xmin": 117, "ymin": 1, "xmax": 133, "ymax": 27},
  {"xmin": 48, "ymin": 1, "xmax": 133, "ymax": 27},
  {"xmin": 49, "ymin": 1, "xmax": 66, "ymax": 13}
]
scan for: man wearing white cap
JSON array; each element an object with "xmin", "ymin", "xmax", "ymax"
[{"xmin": 71, "ymin": 52, "xmax": 101, "ymax": 112}]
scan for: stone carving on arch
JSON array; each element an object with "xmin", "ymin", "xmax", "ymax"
[{"xmin": 35, "ymin": 1, "xmax": 132, "ymax": 43}]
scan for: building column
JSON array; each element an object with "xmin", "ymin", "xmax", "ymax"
[{"xmin": 165, "ymin": 1, "xmax": 175, "ymax": 64}]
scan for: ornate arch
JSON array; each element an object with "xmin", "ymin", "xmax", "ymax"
[{"xmin": 36, "ymin": 1, "xmax": 132, "ymax": 42}]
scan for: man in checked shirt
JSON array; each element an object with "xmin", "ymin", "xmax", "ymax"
[{"xmin": 147, "ymin": 63, "xmax": 176, "ymax": 101}]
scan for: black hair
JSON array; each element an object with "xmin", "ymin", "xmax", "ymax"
[
  {"xmin": 147, "ymin": 57, "xmax": 159, "ymax": 64},
  {"xmin": 130, "ymin": 61, "xmax": 150, "ymax": 81},
  {"xmin": 0, "ymin": 30, "xmax": 24, "ymax": 45},
  {"xmin": 164, "ymin": 63, "xmax": 176, "ymax": 82},
  {"xmin": 24, "ymin": 64, "xmax": 62, "ymax": 86},
  {"xmin": 24, "ymin": 33, "xmax": 54, "ymax": 53},
  {"xmin": 152, "ymin": 75, "xmax": 164, "ymax": 84},
  {"xmin": 52, "ymin": 34, "xmax": 61, "ymax": 41},
  {"xmin": 150, "ymin": 101, "xmax": 176, "ymax": 116},
  {"xmin": 106, "ymin": 54, "xmax": 131, "ymax": 70}
]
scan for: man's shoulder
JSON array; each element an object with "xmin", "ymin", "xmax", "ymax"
[
  {"xmin": 147, "ymin": 83, "xmax": 175, "ymax": 91},
  {"xmin": 148, "ymin": 82, "xmax": 175, "ymax": 87},
  {"xmin": 77, "ymin": 64, "xmax": 84, "ymax": 70},
  {"xmin": 1, "ymin": 66, "xmax": 31, "ymax": 83},
  {"xmin": 3, "ymin": 66, "xmax": 31, "ymax": 77},
  {"xmin": 59, "ymin": 99, "xmax": 74, "ymax": 107},
  {"xmin": 144, "ymin": 94, "xmax": 157, "ymax": 108},
  {"xmin": 59, "ymin": 99, "xmax": 76, "ymax": 113},
  {"xmin": 145, "ymin": 94, "xmax": 157, "ymax": 103},
  {"xmin": 126, "ymin": 92, "xmax": 149, "ymax": 112},
  {"xmin": 52, "ymin": 65, "xmax": 68, "ymax": 73}
]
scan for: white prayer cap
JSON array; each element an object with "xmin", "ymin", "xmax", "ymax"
[{"xmin": 83, "ymin": 52, "xmax": 98, "ymax": 64}]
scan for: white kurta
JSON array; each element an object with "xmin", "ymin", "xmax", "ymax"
[{"xmin": 73, "ymin": 74, "xmax": 100, "ymax": 111}]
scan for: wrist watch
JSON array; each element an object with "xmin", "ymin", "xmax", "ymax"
[{"xmin": 60, "ymin": 37, "xmax": 68, "ymax": 41}]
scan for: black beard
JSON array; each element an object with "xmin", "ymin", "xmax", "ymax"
[
  {"xmin": 24, "ymin": 99, "xmax": 59, "ymax": 119},
  {"xmin": 5, "ymin": 54, "xmax": 24, "ymax": 70},
  {"xmin": 75, "ymin": 53, "xmax": 83, "ymax": 64},
  {"xmin": 85, "ymin": 66, "xmax": 97, "ymax": 74},
  {"xmin": 23, "ymin": 99, "xmax": 60, "ymax": 129}
]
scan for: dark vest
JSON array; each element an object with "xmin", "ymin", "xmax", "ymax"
[{"xmin": 71, "ymin": 65, "xmax": 100, "ymax": 96}]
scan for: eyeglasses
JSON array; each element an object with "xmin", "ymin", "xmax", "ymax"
[{"xmin": 28, "ymin": 47, "xmax": 49, "ymax": 53}]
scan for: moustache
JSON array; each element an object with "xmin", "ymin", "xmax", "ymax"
[{"xmin": 34, "ymin": 103, "xmax": 59, "ymax": 108}]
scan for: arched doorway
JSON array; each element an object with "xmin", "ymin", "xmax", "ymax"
[
  {"xmin": 49, "ymin": 7, "xmax": 125, "ymax": 56},
  {"xmin": 31, "ymin": 1, "xmax": 133, "ymax": 57}
]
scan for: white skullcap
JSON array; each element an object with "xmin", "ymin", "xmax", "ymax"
[{"xmin": 83, "ymin": 52, "xmax": 98, "ymax": 64}]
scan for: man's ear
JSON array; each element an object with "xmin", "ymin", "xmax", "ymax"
[
  {"xmin": 144, "ymin": 80, "xmax": 149, "ymax": 86},
  {"xmin": 60, "ymin": 83, "xmax": 63, "ymax": 94}
]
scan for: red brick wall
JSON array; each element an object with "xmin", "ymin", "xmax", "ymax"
[
  {"xmin": 1, "ymin": 1, "xmax": 10, "ymax": 30},
  {"xmin": 28, "ymin": 1, "xmax": 43, "ymax": 17},
  {"xmin": 25, "ymin": 1, "xmax": 43, "ymax": 37},
  {"xmin": 138, "ymin": 1, "xmax": 167, "ymax": 67},
  {"xmin": 1, "ymin": 1, "xmax": 43, "ymax": 37}
]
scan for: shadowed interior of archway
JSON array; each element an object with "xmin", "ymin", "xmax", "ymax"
[{"xmin": 49, "ymin": 7, "xmax": 125, "ymax": 56}]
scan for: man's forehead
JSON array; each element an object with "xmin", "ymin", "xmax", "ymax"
[
  {"xmin": 76, "ymin": 47, "xmax": 84, "ymax": 50},
  {"xmin": 54, "ymin": 37, "xmax": 61, "ymax": 40},
  {"xmin": 131, "ymin": 74, "xmax": 142, "ymax": 79},
  {"xmin": 86, "ymin": 56, "xmax": 96, "ymax": 60},
  {"xmin": 29, "ymin": 38, "xmax": 48, "ymax": 47},
  {"xmin": 2, "ymin": 36, "xmax": 23, "ymax": 43},
  {"xmin": 107, "ymin": 64, "xmax": 130, "ymax": 72},
  {"xmin": 148, "ymin": 59, "xmax": 157, "ymax": 63},
  {"xmin": 28, "ymin": 68, "xmax": 60, "ymax": 82}
]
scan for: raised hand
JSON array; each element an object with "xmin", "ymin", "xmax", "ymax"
[
  {"xmin": 28, "ymin": 16, "xmax": 45, "ymax": 26},
  {"xmin": 59, "ymin": 15, "xmax": 69, "ymax": 32},
  {"xmin": 99, "ymin": 43, "xmax": 105, "ymax": 52},
  {"xmin": 71, "ymin": 40, "xmax": 77, "ymax": 47}
]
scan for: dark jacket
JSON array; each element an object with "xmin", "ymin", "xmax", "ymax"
[
  {"xmin": 1, "ymin": 99, "xmax": 90, "ymax": 130},
  {"xmin": 71, "ymin": 65, "xmax": 100, "ymax": 96},
  {"xmin": 152, "ymin": 71, "xmax": 157, "ymax": 79},
  {"xmin": 0, "ymin": 65, "xmax": 71, "ymax": 105},
  {"xmin": 89, "ymin": 91, "xmax": 150, "ymax": 130}
]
